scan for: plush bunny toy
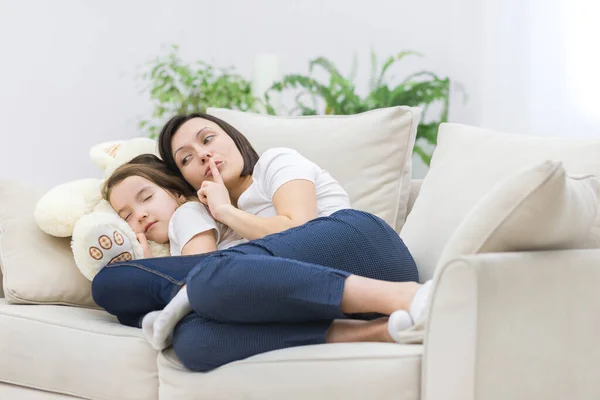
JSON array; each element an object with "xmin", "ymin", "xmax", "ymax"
[{"xmin": 34, "ymin": 138, "xmax": 170, "ymax": 280}]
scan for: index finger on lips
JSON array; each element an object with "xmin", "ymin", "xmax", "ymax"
[{"xmin": 209, "ymin": 158, "xmax": 223, "ymax": 183}]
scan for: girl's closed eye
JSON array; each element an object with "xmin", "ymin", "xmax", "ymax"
[
  {"xmin": 124, "ymin": 213, "xmax": 132, "ymax": 221},
  {"xmin": 143, "ymin": 195, "xmax": 153, "ymax": 202}
]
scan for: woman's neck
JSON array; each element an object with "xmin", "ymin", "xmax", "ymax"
[{"xmin": 228, "ymin": 175, "xmax": 253, "ymax": 207}]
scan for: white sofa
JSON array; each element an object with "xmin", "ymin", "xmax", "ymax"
[{"xmin": 1, "ymin": 108, "xmax": 599, "ymax": 400}]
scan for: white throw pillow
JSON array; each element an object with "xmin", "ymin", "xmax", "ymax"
[
  {"xmin": 207, "ymin": 106, "xmax": 420, "ymax": 232},
  {"xmin": 401, "ymin": 123, "xmax": 600, "ymax": 282},
  {"xmin": 437, "ymin": 160, "xmax": 599, "ymax": 269}
]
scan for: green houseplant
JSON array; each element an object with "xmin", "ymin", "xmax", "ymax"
[
  {"xmin": 138, "ymin": 45, "xmax": 257, "ymax": 138},
  {"xmin": 264, "ymin": 52, "xmax": 452, "ymax": 165}
]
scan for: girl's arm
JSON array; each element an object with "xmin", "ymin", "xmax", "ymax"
[
  {"xmin": 215, "ymin": 179, "xmax": 318, "ymax": 240},
  {"xmin": 170, "ymin": 201, "xmax": 221, "ymax": 255},
  {"xmin": 180, "ymin": 230, "xmax": 217, "ymax": 255}
]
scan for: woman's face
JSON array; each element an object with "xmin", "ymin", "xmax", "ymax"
[
  {"xmin": 171, "ymin": 118, "xmax": 245, "ymax": 190},
  {"xmin": 109, "ymin": 176, "xmax": 183, "ymax": 243}
]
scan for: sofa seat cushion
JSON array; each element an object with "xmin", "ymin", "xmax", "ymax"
[
  {"xmin": 158, "ymin": 343, "xmax": 422, "ymax": 400},
  {"xmin": 0, "ymin": 381, "xmax": 84, "ymax": 399},
  {"xmin": 0, "ymin": 299, "xmax": 158, "ymax": 400}
]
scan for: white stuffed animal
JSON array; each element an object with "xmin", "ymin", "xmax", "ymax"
[{"xmin": 35, "ymin": 138, "xmax": 170, "ymax": 280}]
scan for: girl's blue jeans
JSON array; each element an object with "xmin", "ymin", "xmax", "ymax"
[{"xmin": 91, "ymin": 209, "xmax": 418, "ymax": 372}]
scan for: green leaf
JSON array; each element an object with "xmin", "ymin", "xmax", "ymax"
[{"xmin": 413, "ymin": 144, "xmax": 432, "ymax": 165}]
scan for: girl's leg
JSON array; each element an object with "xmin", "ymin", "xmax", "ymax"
[
  {"xmin": 171, "ymin": 313, "xmax": 393, "ymax": 372},
  {"xmin": 91, "ymin": 252, "xmax": 213, "ymax": 326}
]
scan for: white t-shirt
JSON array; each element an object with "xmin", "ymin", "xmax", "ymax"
[
  {"xmin": 167, "ymin": 202, "xmax": 246, "ymax": 256},
  {"xmin": 237, "ymin": 147, "xmax": 351, "ymax": 218}
]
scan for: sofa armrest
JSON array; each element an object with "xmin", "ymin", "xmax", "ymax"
[{"xmin": 423, "ymin": 249, "xmax": 600, "ymax": 400}]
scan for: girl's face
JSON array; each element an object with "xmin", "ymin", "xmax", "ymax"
[
  {"xmin": 108, "ymin": 176, "xmax": 184, "ymax": 243},
  {"xmin": 170, "ymin": 118, "xmax": 245, "ymax": 190}
]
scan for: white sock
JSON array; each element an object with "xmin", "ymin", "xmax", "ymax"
[
  {"xmin": 387, "ymin": 280, "xmax": 434, "ymax": 343},
  {"xmin": 141, "ymin": 311, "xmax": 171, "ymax": 350},
  {"xmin": 152, "ymin": 287, "xmax": 192, "ymax": 346},
  {"xmin": 409, "ymin": 280, "xmax": 433, "ymax": 323},
  {"xmin": 387, "ymin": 310, "xmax": 414, "ymax": 343}
]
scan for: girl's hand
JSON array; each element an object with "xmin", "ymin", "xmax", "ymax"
[
  {"xmin": 136, "ymin": 232, "xmax": 153, "ymax": 259},
  {"xmin": 197, "ymin": 158, "xmax": 233, "ymax": 221}
]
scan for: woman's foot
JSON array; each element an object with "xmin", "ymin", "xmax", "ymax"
[
  {"xmin": 327, "ymin": 317, "xmax": 397, "ymax": 343},
  {"xmin": 409, "ymin": 280, "xmax": 433, "ymax": 322},
  {"xmin": 388, "ymin": 280, "xmax": 433, "ymax": 343},
  {"xmin": 387, "ymin": 310, "xmax": 413, "ymax": 342}
]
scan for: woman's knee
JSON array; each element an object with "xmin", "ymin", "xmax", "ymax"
[{"xmin": 171, "ymin": 315, "xmax": 230, "ymax": 372}]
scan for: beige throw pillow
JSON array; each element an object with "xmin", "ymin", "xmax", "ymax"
[
  {"xmin": 393, "ymin": 160, "xmax": 599, "ymax": 345},
  {"xmin": 207, "ymin": 106, "xmax": 420, "ymax": 232},
  {"xmin": 437, "ymin": 160, "xmax": 600, "ymax": 269},
  {"xmin": 401, "ymin": 123, "xmax": 600, "ymax": 282},
  {"xmin": 0, "ymin": 181, "xmax": 97, "ymax": 307}
]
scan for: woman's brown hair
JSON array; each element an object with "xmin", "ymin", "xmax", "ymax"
[
  {"xmin": 158, "ymin": 113, "xmax": 259, "ymax": 177},
  {"xmin": 103, "ymin": 154, "xmax": 197, "ymax": 202}
]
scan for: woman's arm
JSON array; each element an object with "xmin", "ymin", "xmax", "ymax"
[{"xmin": 215, "ymin": 179, "xmax": 318, "ymax": 240}]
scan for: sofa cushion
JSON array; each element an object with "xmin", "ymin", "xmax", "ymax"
[
  {"xmin": 401, "ymin": 123, "xmax": 600, "ymax": 282},
  {"xmin": 207, "ymin": 106, "xmax": 420, "ymax": 232},
  {"xmin": 0, "ymin": 299, "xmax": 158, "ymax": 400},
  {"xmin": 0, "ymin": 181, "xmax": 96, "ymax": 307},
  {"xmin": 158, "ymin": 343, "xmax": 422, "ymax": 400},
  {"xmin": 438, "ymin": 160, "xmax": 599, "ymax": 268},
  {"xmin": 0, "ymin": 382, "xmax": 83, "ymax": 399}
]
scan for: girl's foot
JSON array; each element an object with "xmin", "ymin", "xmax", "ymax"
[
  {"xmin": 142, "ymin": 311, "xmax": 171, "ymax": 350},
  {"xmin": 151, "ymin": 287, "xmax": 193, "ymax": 347}
]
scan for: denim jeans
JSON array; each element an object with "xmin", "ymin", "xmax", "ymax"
[{"xmin": 92, "ymin": 209, "xmax": 418, "ymax": 372}]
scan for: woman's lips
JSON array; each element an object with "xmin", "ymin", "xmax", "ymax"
[{"xmin": 205, "ymin": 161, "xmax": 223, "ymax": 177}]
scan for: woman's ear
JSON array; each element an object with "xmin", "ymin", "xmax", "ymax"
[{"xmin": 177, "ymin": 194, "xmax": 186, "ymax": 204}]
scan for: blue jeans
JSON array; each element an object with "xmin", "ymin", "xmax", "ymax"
[{"xmin": 92, "ymin": 209, "xmax": 418, "ymax": 372}]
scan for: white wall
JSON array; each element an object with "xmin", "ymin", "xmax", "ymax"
[
  {"xmin": 0, "ymin": 0, "xmax": 484, "ymax": 188},
  {"xmin": 480, "ymin": 0, "xmax": 600, "ymax": 139}
]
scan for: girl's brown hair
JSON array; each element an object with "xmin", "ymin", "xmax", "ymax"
[{"xmin": 102, "ymin": 154, "xmax": 197, "ymax": 202}]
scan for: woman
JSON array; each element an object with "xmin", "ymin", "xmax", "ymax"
[{"xmin": 92, "ymin": 113, "xmax": 431, "ymax": 372}]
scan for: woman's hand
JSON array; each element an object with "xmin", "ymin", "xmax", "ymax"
[
  {"xmin": 136, "ymin": 232, "xmax": 154, "ymax": 259},
  {"xmin": 197, "ymin": 158, "xmax": 233, "ymax": 221}
]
